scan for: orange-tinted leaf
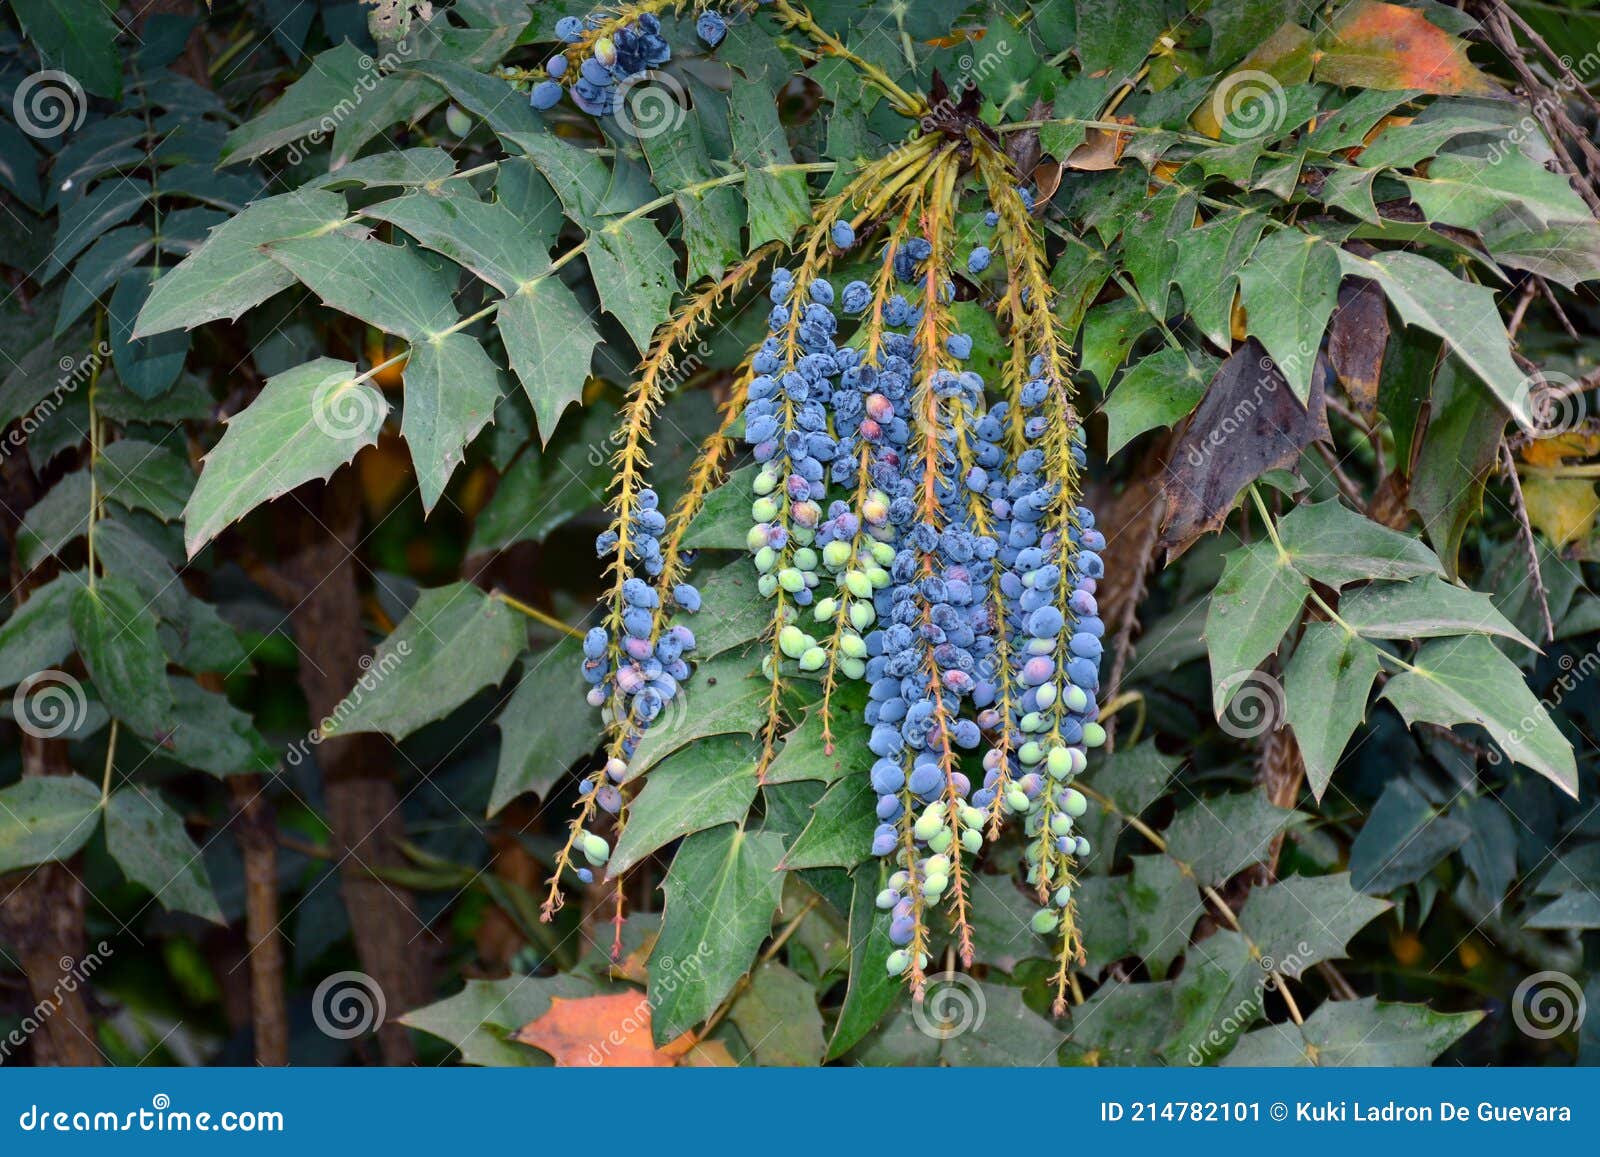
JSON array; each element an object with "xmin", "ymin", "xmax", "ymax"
[
  {"xmin": 511, "ymin": 992, "xmax": 694, "ymax": 1067},
  {"xmin": 1314, "ymin": 1, "xmax": 1501, "ymax": 98},
  {"xmin": 1521, "ymin": 431, "xmax": 1600, "ymax": 468}
]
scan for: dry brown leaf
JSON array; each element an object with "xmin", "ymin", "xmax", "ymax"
[{"xmin": 1066, "ymin": 119, "xmax": 1132, "ymax": 171}]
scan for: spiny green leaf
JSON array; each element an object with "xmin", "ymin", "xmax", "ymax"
[
  {"xmin": 184, "ymin": 358, "xmax": 386, "ymax": 557},
  {"xmin": 1204, "ymin": 539, "xmax": 1306, "ymax": 719},
  {"xmin": 105, "ymin": 787, "xmax": 223, "ymax": 923},
  {"xmin": 70, "ymin": 578, "xmax": 175, "ymax": 739},
  {"xmin": 0, "ymin": 775, "xmax": 103, "ymax": 873},
  {"xmin": 400, "ymin": 332, "xmax": 504, "ymax": 514},
  {"xmin": 321, "ymin": 583, "xmax": 525, "ymax": 740},
  {"xmin": 1284, "ymin": 623, "xmax": 1382, "ymax": 799},
  {"xmin": 609, "ymin": 735, "xmax": 760, "ymax": 876}
]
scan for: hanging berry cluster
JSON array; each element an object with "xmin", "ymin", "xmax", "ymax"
[{"xmin": 535, "ymin": 2, "xmax": 1103, "ymax": 1015}]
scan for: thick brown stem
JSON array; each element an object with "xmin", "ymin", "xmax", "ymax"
[
  {"xmin": 229, "ymin": 775, "xmax": 289, "ymax": 1064},
  {"xmin": 271, "ymin": 472, "xmax": 426, "ymax": 1064}
]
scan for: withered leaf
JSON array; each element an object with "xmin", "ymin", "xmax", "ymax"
[
  {"xmin": 1327, "ymin": 277, "xmax": 1389, "ymax": 416},
  {"xmin": 1160, "ymin": 339, "xmax": 1332, "ymax": 557},
  {"xmin": 512, "ymin": 992, "xmax": 696, "ymax": 1067}
]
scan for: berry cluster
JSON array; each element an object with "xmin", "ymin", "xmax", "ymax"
[
  {"xmin": 530, "ymin": 12, "xmax": 673, "ymax": 114},
  {"xmin": 576, "ymin": 486, "xmax": 703, "ymax": 880}
]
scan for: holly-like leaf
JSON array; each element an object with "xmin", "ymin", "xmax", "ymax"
[
  {"xmin": 401, "ymin": 975, "xmax": 597, "ymax": 1067},
  {"xmin": 70, "ymin": 578, "xmax": 175, "ymax": 739},
  {"xmin": 0, "ymin": 569, "xmax": 84, "ymax": 689},
  {"xmin": 184, "ymin": 359, "xmax": 386, "ymax": 557},
  {"xmin": 0, "ymin": 775, "xmax": 103, "ymax": 873},
  {"xmin": 11, "ymin": 0, "xmax": 121, "ymax": 97},
  {"xmin": 104, "ymin": 787, "xmax": 223, "ymax": 923},
  {"xmin": 1284, "ymin": 623, "xmax": 1382, "ymax": 799},
  {"xmin": 489, "ymin": 638, "xmax": 598, "ymax": 815},
  {"xmin": 1205, "ymin": 539, "xmax": 1306, "ymax": 718},
  {"xmin": 135, "ymin": 189, "xmax": 351, "ymax": 337},
  {"xmin": 222, "ymin": 44, "xmax": 373, "ymax": 163},
  {"xmin": 1164, "ymin": 791, "xmax": 1302, "ymax": 887},
  {"xmin": 729, "ymin": 78, "xmax": 811, "ymax": 247},
  {"xmin": 609, "ymin": 735, "xmax": 760, "ymax": 875},
  {"xmin": 727, "ymin": 962, "xmax": 827, "ymax": 1066},
  {"xmin": 648, "ymin": 824, "xmax": 784, "ymax": 1043},
  {"xmin": 1338, "ymin": 249, "xmax": 1530, "ymax": 429},
  {"xmin": 96, "ymin": 438, "xmax": 193, "ymax": 523},
  {"xmin": 1105, "ymin": 348, "xmax": 1217, "ymax": 457},
  {"xmin": 321, "ymin": 583, "xmax": 525, "ymax": 740},
  {"xmin": 266, "ymin": 234, "xmax": 459, "ymax": 341},
  {"xmin": 400, "ymin": 331, "xmax": 503, "ymax": 513},
  {"xmin": 779, "ymin": 774, "xmax": 875, "ymax": 871},
  {"xmin": 364, "ymin": 189, "xmax": 552, "ymax": 295},
  {"xmin": 626, "ymin": 649, "xmax": 766, "ymax": 779},
  {"xmin": 1277, "ymin": 499, "xmax": 1443, "ymax": 587},
  {"xmin": 1338, "ymin": 575, "xmax": 1534, "ymax": 648},
  {"xmin": 496, "ymin": 279, "xmax": 598, "ymax": 442},
  {"xmin": 1238, "ymin": 232, "xmax": 1341, "ymax": 402},
  {"xmin": 1381, "ymin": 635, "xmax": 1577, "ymax": 795},
  {"xmin": 1223, "ymin": 996, "xmax": 1483, "ymax": 1065}
]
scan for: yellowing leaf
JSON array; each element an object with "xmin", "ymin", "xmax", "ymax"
[
  {"xmin": 1191, "ymin": 23, "xmax": 1314, "ymax": 138},
  {"xmin": 1519, "ymin": 431, "xmax": 1600, "ymax": 469},
  {"xmin": 1521, "ymin": 474, "xmax": 1600, "ymax": 547}
]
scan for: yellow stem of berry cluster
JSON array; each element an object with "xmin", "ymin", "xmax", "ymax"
[
  {"xmin": 750, "ymin": 138, "xmax": 946, "ymax": 781},
  {"xmin": 767, "ymin": 0, "xmax": 929, "ymax": 118},
  {"xmin": 816, "ymin": 195, "xmax": 923, "ymax": 754},
  {"xmin": 969, "ymin": 136, "xmax": 1091, "ymax": 1005},
  {"xmin": 898, "ymin": 150, "xmax": 976, "ymax": 986}
]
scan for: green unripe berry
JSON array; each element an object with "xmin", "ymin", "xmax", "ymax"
[
  {"xmin": 1083, "ymin": 721, "xmax": 1106, "ymax": 748},
  {"xmin": 1030, "ymin": 909, "xmax": 1060, "ymax": 934},
  {"xmin": 922, "ymin": 873, "xmax": 948, "ymax": 898},
  {"xmin": 445, "ymin": 103, "xmax": 473, "ymax": 137},
  {"xmin": 822, "ymin": 540, "xmax": 853, "ymax": 569},
  {"xmin": 779, "ymin": 625, "xmax": 810, "ymax": 659},
  {"xmin": 751, "ymin": 496, "xmax": 779, "ymax": 522},
  {"xmin": 1046, "ymin": 746, "xmax": 1073, "ymax": 779},
  {"xmin": 849, "ymin": 601, "xmax": 876, "ymax": 631},
  {"xmin": 1035, "ymin": 682, "xmax": 1057, "ymax": 709},
  {"xmin": 866, "ymin": 566, "xmax": 890, "ymax": 590},
  {"xmin": 840, "ymin": 656, "xmax": 866, "ymax": 680},
  {"xmin": 927, "ymin": 827, "xmax": 953, "ymax": 854},
  {"xmin": 813, "ymin": 597, "xmax": 838, "ymax": 621},
  {"xmin": 580, "ymin": 832, "xmax": 610, "ymax": 866},
  {"xmin": 798, "ymin": 646, "xmax": 827, "ymax": 671},
  {"xmin": 1020, "ymin": 711, "xmax": 1043, "ymax": 733},
  {"xmin": 1005, "ymin": 787, "xmax": 1031, "ymax": 813},
  {"xmin": 746, "ymin": 525, "xmax": 769, "ymax": 552},
  {"xmin": 876, "ymin": 888, "xmax": 898, "ymax": 910},
  {"xmin": 1054, "ymin": 884, "xmax": 1073, "ymax": 908},
  {"xmin": 912, "ymin": 811, "xmax": 942, "ymax": 842},
  {"xmin": 924, "ymin": 854, "xmax": 950, "ymax": 877},
  {"xmin": 839, "ymin": 631, "xmax": 868, "ymax": 659},
  {"xmin": 753, "ymin": 468, "xmax": 779, "ymax": 496},
  {"xmin": 886, "ymin": 949, "xmax": 912, "ymax": 976},
  {"xmin": 757, "ymin": 574, "xmax": 778, "ymax": 598},
  {"xmin": 960, "ymin": 805, "xmax": 985, "ymax": 830},
  {"xmin": 870, "ymin": 540, "xmax": 895, "ymax": 565},
  {"xmin": 1049, "ymin": 812, "xmax": 1074, "ymax": 837},
  {"xmin": 960, "ymin": 828, "xmax": 983, "ymax": 854},
  {"xmin": 754, "ymin": 545, "xmax": 777, "ymax": 573},
  {"xmin": 844, "ymin": 570, "xmax": 873, "ymax": 599},
  {"xmin": 778, "ymin": 567, "xmax": 806, "ymax": 593},
  {"xmin": 791, "ymin": 526, "xmax": 815, "ymax": 547},
  {"xmin": 1018, "ymin": 740, "xmax": 1043, "ymax": 767},
  {"xmin": 792, "ymin": 547, "xmax": 818, "ymax": 572},
  {"xmin": 1062, "ymin": 787, "xmax": 1088, "ymax": 817},
  {"xmin": 1063, "ymin": 685, "xmax": 1089, "ymax": 713}
]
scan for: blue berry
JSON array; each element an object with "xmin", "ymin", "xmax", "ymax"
[{"xmin": 696, "ymin": 10, "xmax": 727, "ymax": 45}]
